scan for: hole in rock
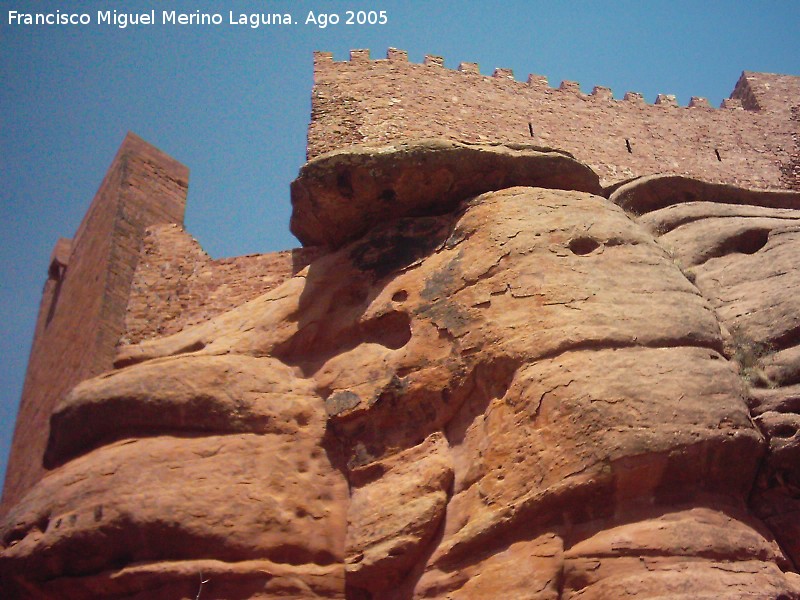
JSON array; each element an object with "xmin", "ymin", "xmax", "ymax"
[
  {"xmin": 772, "ymin": 424, "xmax": 797, "ymax": 439},
  {"xmin": 3, "ymin": 527, "xmax": 27, "ymax": 547},
  {"xmin": 695, "ymin": 228, "xmax": 771, "ymax": 265},
  {"xmin": 731, "ymin": 228, "xmax": 770, "ymax": 255},
  {"xmin": 176, "ymin": 340, "xmax": 206, "ymax": 355},
  {"xmin": 391, "ymin": 290, "xmax": 408, "ymax": 302},
  {"xmin": 569, "ymin": 237, "xmax": 602, "ymax": 255},
  {"xmin": 36, "ymin": 514, "xmax": 51, "ymax": 533},
  {"xmin": 379, "ymin": 188, "xmax": 397, "ymax": 203},
  {"xmin": 336, "ymin": 170, "xmax": 354, "ymax": 198},
  {"xmin": 361, "ymin": 311, "xmax": 412, "ymax": 349}
]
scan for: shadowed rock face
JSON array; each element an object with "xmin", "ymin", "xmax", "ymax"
[
  {"xmin": 3, "ymin": 143, "xmax": 800, "ymax": 599},
  {"xmin": 289, "ymin": 139, "xmax": 602, "ymax": 249}
]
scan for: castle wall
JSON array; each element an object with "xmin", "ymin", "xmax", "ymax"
[
  {"xmin": 122, "ymin": 224, "xmax": 323, "ymax": 345},
  {"xmin": 309, "ymin": 49, "xmax": 799, "ymax": 191},
  {"xmin": 1, "ymin": 133, "xmax": 188, "ymax": 510}
]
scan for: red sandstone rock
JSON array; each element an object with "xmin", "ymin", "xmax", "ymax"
[
  {"xmin": 620, "ymin": 174, "xmax": 800, "ymax": 574},
  {"xmin": 2, "ymin": 357, "xmax": 348, "ymax": 598},
  {"xmin": 345, "ymin": 433, "xmax": 453, "ymax": 593},
  {"xmin": 559, "ymin": 508, "xmax": 800, "ymax": 599},
  {"xmin": 5, "ymin": 164, "xmax": 800, "ymax": 597},
  {"xmin": 290, "ymin": 139, "xmax": 601, "ymax": 248}
]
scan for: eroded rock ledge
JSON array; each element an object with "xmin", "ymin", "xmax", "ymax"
[
  {"xmin": 290, "ymin": 139, "xmax": 602, "ymax": 248},
  {"xmin": 3, "ymin": 141, "xmax": 800, "ymax": 599}
]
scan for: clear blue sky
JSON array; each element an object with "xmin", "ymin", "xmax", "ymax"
[{"xmin": 1, "ymin": 0, "xmax": 798, "ymax": 492}]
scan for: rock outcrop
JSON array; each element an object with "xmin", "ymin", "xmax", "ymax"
[
  {"xmin": 289, "ymin": 140, "xmax": 602, "ymax": 248},
  {"xmin": 2, "ymin": 142, "xmax": 800, "ymax": 598},
  {"xmin": 620, "ymin": 175, "xmax": 800, "ymax": 582}
]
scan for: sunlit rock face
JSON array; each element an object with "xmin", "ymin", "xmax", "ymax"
[{"xmin": 2, "ymin": 143, "xmax": 800, "ymax": 599}]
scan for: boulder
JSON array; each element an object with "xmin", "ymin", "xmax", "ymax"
[{"xmin": 290, "ymin": 139, "xmax": 602, "ymax": 248}]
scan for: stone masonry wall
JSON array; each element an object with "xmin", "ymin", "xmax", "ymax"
[
  {"xmin": 1, "ymin": 134, "xmax": 188, "ymax": 511},
  {"xmin": 122, "ymin": 224, "xmax": 324, "ymax": 345},
  {"xmin": 780, "ymin": 106, "xmax": 800, "ymax": 189},
  {"xmin": 309, "ymin": 49, "xmax": 800, "ymax": 191}
]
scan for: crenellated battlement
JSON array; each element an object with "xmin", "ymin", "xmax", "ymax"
[
  {"xmin": 314, "ymin": 48, "xmax": 743, "ymax": 110},
  {"xmin": 309, "ymin": 48, "xmax": 800, "ymax": 190}
]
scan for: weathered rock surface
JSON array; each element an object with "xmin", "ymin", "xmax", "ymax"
[
  {"xmin": 1, "ymin": 356, "xmax": 348, "ymax": 598},
  {"xmin": 3, "ymin": 144, "xmax": 800, "ymax": 598},
  {"xmin": 611, "ymin": 174, "xmax": 800, "ymax": 216},
  {"xmin": 618, "ymin": 174, "xmax": 800, "ymax": 577},
  {"xmin": 559, "ymin": 508, "xmax": 799, "ymax": 600},
  {"xmin": 290, "ymin": 139, "xmax": 602, "ymax": 248},
  {"xmin": 345, "ymin": 432, "xmax": 453, "ymax": 593}
]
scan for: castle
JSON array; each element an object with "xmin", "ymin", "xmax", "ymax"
[
  {"xmin": 308, "ymin": 49, "xmax": 799, "ymax": 189},
  {"xmin": 1, "ymin": 49, "xmax": 799, "ymax": 598}
]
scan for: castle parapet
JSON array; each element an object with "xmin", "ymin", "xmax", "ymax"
[
  {"xmin": 655, "ymin": 94, "xmax": 678, "ymax": 107},
  {"xmin": 313, "ymin": 48, "xmax": 785, "ymax": 109},
  {"xmin": 591, "ymin": 86, "xmax": 613, "ymax": 101},
  {"xmin": 309, "ymin": 48, "xmax": 799, "ymax": 191},
  {"xmin": 689, "ymin": 96, "xmax": 711, "ymax": 108}
]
